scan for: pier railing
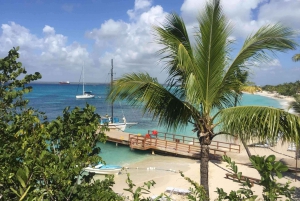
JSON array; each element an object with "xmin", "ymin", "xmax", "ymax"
[
  {"xmin": 146, "ymin": 130, "xmax": 240, "ymax": 153},
  {"xmin": 128, "ymin": 131, "xmax": 240, "ymax": 158}
]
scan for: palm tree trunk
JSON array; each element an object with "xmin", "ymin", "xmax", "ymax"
[
  {"xmin": 240, "ymin": 136, "xmax": 252, "ymax": 158},
  {"xmin": 200, "ymin": 144, "xmax": 210, "ymax": 198},
  {"xmin": 234, "ymin": 95, "xmax": 252, "ymax": 158}
]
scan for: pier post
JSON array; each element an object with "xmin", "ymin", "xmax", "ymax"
[
  {"xmin": 152, "ymin": 150, "xmax": 155, "ymax": 155},
  {"xmin": 116, "ymin": 143, "xmax": 118, "ymax": 146}
]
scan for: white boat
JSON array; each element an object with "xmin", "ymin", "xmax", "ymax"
[
  {"xmin": 76, "ymin": 91, "xmax": 95, "ymax": 99},
  {"xmin": 76, "ymin": 63, "xmax": 95, "ymax": 99},
  {"xmin": 101, "ymin": 115, "xmax": 137, "ymax": 132},
  {"xmin": 59, "ymin": 81, "xmax": 70, "ymax": 84},
  {"xmin": 101, "ymin": 59, "xmax": 137, "ymax": 131},
  {"xmin": 83, "ymin": 163, "xmax": 122, "ymax": 175}
]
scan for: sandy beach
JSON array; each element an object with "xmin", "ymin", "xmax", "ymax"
[
  {"xmin": 103, "ymin": 145, "xmax": 299, "ymax": 200},
  {"xmin": 96, "ymin": 91, "xmax": 300, "ymax": 200},
  {"xmin": 254, "ymin": 90, "xmax": 296, "ymax": 113}
]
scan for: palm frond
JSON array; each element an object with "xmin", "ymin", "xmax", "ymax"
[
  {"xmin": 292, "ymin": 54, "xmax": 300, "ymax": 62},
  {"xmin": 222, "ymin": 24, "xmax": 297, "ymax": 99},
  {"xmin": 152, "ymin": 13, "xmax": 194, "ymax": 88},
  {"xmin": 193, "ymin": 0, "xmax": 233, "ymax": 113},
  {"xmin": 219, "ymin": 23, "xmax": 297, "ymax": 112},
  {"xmin": 229, "ymin": 24, "xmax": 297, "ymax": 71},
  {"xmin": 219, "ymin": 106, "xmax": 300, "ymax": 145},
  {"xmin": 107, "ymin": 73, "xmax": 199, "ymax": 130},
  {"xmin": 289, "ymin": 99, "xmax": 300, "ymax": 115}
]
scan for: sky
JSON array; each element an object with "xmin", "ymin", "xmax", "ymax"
[{"xmin": 0, "ymin": 0, "xmax": 300, "ymax": 86}]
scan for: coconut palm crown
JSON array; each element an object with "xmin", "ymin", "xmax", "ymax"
[{"xmin": 108, "ymin": 0, "xmax": 299, "ymax": 198}]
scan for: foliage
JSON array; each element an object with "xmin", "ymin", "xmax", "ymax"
[
  {"xmin": 122, "ymin": 173, "xmax": 158, "ymax": 201},
  {"xmin": 179, "ymin": 171, "xmax": 208, "ymax": 201},
  {"xmin": 262, "ymin": 80, "xmax": 300, "ymax": 96},
  {"xmin": 219, "ymin": 106, "xmax": 300, "ymax": 144},
  {"xmin": 0, "ymin": 47, "xmax": 122, "ymax": 200},
  {"xmin": 215, "ymin": 155, "xmax": 295, "ymax": 201},
  {"xmin": 250, "ymin": 155, "xmax": 295, "ymax": 200},
  {"xmin": 292, "ymin": 54, "xmax": 300, "ymax": 62},
  {"xmin": 107, "ymin": 0, "xmax": 298, "ymax": 198},
  {"xmin": 289, "ymin": 95, "xmax": 300, "ymax": 115}
]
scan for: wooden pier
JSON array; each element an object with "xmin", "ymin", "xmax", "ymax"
[{"xmin": 105, "ymin": 129, "xmax": 240, "ymax": 159}]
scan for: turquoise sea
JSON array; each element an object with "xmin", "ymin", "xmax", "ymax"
[{"xmin": 25, "ymin": 83, "xmax": 282, "ymax": 166}]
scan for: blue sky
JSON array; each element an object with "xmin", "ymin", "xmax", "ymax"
[{"xmin": 0, "ymin": 0, "xmax": 300, "ymax": 86}]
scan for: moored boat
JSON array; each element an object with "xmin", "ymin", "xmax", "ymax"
[
  {"xmin": 101, "ymin": 59, "xmax": 137, "ymax": 131},
  {"xmin": 76, "ymin": 63, "xmax": 95, "ymax": 99},
  {"xmin": 83, "ymin": 163, "xmax": 122, "ymax": 175},
  {"xmin": 59, "ymin": 81, "xmax": 70, "ymax": 84},
  {"xmin": 101, "ymin": 116, "xmax": 137, "ymax": 132},
  {"xmin": 76, "ymin": 91, "xmax": 95, "ymax": 99}
]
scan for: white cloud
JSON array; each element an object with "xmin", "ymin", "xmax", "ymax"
[
  {"xmin": 180, "ymin": 0, "xmax": 207, "ymax": 24},
  {"xmin": 128, "ymin": 0, "xmax": 152, "ymax": 20},
  {"xmin": 0, "ymin": 22, "xmax": 89, "ymax": 81},
  {"xmin": 85, "ymin": 1, "xmax": 167, "ymax": 81},
  {"xmin": 43, "ymin": 25, "xmax": 55, "ymax": 35},
  {"xmin": 258, "ymin": 0, "xmax": 300, "ymax": 29},
  {"xmin": 86, "ymin": 19, "xmax": 129, "ymax": 47},
  {"xmin": 1, "ymin": 0, "xmax": 299, "ymax": 85},
  {"xmin": 180, "ymin": 0, "xmax": 300, "ymax": 39},
  {"xmin": 0, "ymin": 22, "xmax": 42, "ymax": 51},
  {"xmin": 135, "ymin": 0, "xmax": 152, "ymax": 10}
]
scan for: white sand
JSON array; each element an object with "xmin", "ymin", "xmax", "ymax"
[
  {"xmin": 104, "ymin": 145, "xmax": 299, "ymax": 200},
  {"xmin": 95, "ymin": 91, "xmax": 300, "ymax": 200},
  {"xmin": 253, "ymin": 90, "xmax": 295, "ymax": 113}
]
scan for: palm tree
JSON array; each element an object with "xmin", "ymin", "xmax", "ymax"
[
  {"xmin": 292, "ymin": 54, "xmax": 300, "ymax": 62},
  {"xmin": 108, "ymin": 0, "xmax": 299, "ymax": 198}
]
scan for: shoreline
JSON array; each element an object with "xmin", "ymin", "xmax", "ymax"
[
  {"xmin": 248, "ymin": 90, "xmax": 295, "ymax": 113},
  {"xmin": 103, "ymin": 91, "xmax": 299, "ymax": 200}
]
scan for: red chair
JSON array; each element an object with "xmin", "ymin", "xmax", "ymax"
[{"xmin": 152, "ymin": 130, "xmax": 158, "ymax": 135}]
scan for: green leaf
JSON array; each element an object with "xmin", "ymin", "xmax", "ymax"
[
  {"xmin": 237, "ymin": 172, "xmax": 242, "ymax": 180},
  {"xmin": 10, "ymin": 187, "xmax": 21, "ymax": 197},
  {"xmin": 16, "ymin": 174, "xmax": 26, "ymax": 188},
  {"xmin": 266, "ymin": 155, "xmax": 275, "ymax": 162},
  {"xmin": 276, "ymin": 171, "xmax": 283, "ymax": 178}
]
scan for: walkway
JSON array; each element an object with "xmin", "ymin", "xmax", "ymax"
[{"xmin": 105, "ymin": 129, "xmax": 240, "ymax": 159}]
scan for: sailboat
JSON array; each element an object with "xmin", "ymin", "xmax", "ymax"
[
  {"xmin": 76, "ymin": 63, "xmax": 95, "ymax": 99},
  {"xmin": 100, "ymin": 59, "xmax": 137, "ymax": 131}
]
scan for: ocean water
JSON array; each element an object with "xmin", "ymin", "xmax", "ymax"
[{"xmin": 24, "ymin": 83, "xmax": 282, "ymax": 165}]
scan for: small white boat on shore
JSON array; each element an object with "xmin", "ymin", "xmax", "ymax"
[{"xmin": 83, "ymin": 163, "xmax": 122, "ymax": 175}]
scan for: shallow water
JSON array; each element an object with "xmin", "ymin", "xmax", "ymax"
[{"xmin": 25, "ymin": 84, "xmax": 282, "ymax": 165}]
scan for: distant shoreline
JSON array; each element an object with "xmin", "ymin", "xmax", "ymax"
[
  {"xmin": 251, "ymin": 90, "xmax": 295, "ymax": 113},
  {"xmin": 29, "ymin": 81, "xmax": 110, "ymax": 85}
]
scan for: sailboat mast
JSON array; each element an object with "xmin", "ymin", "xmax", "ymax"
[
  {"xmin": 83, "ymin": 63, "xmax": 85, "ymax": 95},
  {"xmin": 111, "ymin": 59, "xmax": 113, "ymax": 123}
]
